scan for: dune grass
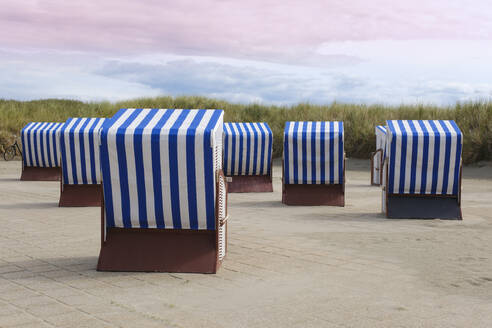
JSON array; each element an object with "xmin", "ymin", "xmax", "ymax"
[{"xmin": 0, "ymin": 96, "xmax": 491, "ymax": 164}]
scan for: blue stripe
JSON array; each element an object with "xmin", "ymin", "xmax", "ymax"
[
  {"xmin": 26, "ymin": 123, "xmax": 35, "ymax": 166},
  {"xmin": 88, "ymin": 119, "xmax": 99, "ymax": 184},
  {"xmin": 450, "ymin": 120, "xmax": 462, "ymax": 195},
  {"xmin": 60, "ymin": 120, "xmax": 70, "ymax": 184},
  {"xmin": 301, "ymin": 123, "xmax": 308, "ymax": 184},
  {"xmin": 44, "ymin": 123, "xmax": 53, "ymax": 167},
  {"xmin": 329, "ymin": 121, "xmax": 334, "ymax": 184},
  {"xmin": 407, "ymin": 121, "xmax": 418, "ymax": 194},
  {"xmin": 223, "ymin": 125, "xmax": 229, "ymax": 175},
  {"xmin": 236, "ymin": 123, "xmax": 243, "ymax": 174},
  {"xmin": 32, "ymin": 124, "xmax": 40, "ymax": 167},
  {"xmin": 428, "ymin": 120, "xmax": 440, "ymax": 195},
  {"xmin": 338, "ymin": 122, "xmax": 344, "ymax": 184},
  {"xmin": 417, "ymin": 121, "xmax": 429, "ymax": 194},
  {"xmin": 397, "ymin": 121, "xmax": 407, "ymax": 194},
  {"xmin": 134, "ymin": 110, "xmax": 158, "ymax": 228},
  {"xmin": 116, "ymin": 110, "xmax": 143, "ymax": 228},
  {"xmin": 101, "ymin": 109, "xmax": 128, "ymax": 228},
  {"xmin": 69, "ymin": 119, "xmax": 83, "ymax": 184},
  {"xmin": 284, "ymin": 122, "xmax": 290, "ymax": 184},
  {"xmin": 39, "ymin": 123, "xmax": 48, "ymax": 167},
  {"xmin": 266, "ymin": 124, "xmax": 272, "ymax": 176},
  {"xmin": 186, "ymin": 110, "xmax": 206, "ymax": 229},
  {"xmin": 388, "ymin": 121, "xmax": 397, "ymax": 193},
  {"xmin": 168, "ymin": 110, "xmax": 191, "ymax": 229},
  {"xmin": 52, "ymin": 124, "xmax": 60, "ymax": 167},
  {"xmin": 259, "ymin": 123, "xmax": 267, "ymax": 175},
  {"xmin": 292, "ymin": 122, "xmax": 299, "ymax": 184},
  {"xmin": 151, "ymin": 109, "xmax": 175, "ymax": 228},
  {"xmin": 204, "ymin": 110, "xmax": 223, "ymax": 230},
  {"xmin": 320, "ymin": 122, "xmax": 325, "ymax": 184},
  {"xmin": 245, "ymin": 124, "xmax": 251, "ymax": 175},
  {"xmin": 252, "ymin": 124, "xmax": 258, "ymax": 175},
  {"xmin": 78, "ymin": 118, "xmax": 91, "ymax": 184},
  {"xmin": 439, "ymin": 120, "xmax": 452, "ymax": 195},
  {"xmin": 311, "ymin": 123, "xmax": 317, "ymax": 184},
  {"xmin": 230, "ymin": 124, "xmax": 236, "ymax": 176}
]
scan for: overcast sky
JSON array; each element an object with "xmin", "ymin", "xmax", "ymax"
[{"xmin": 1, "ymin": 0, "xmax": 492, "ymax": 105}]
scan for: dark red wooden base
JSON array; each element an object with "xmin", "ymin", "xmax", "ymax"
[
  {"xmin": 59, "ymin": 184, "xmax": 102, "ymax": 207},
  {"xmin": 20, "ymin": 166, "xmax": 61, "ymax": 181},
  {"xmin": 227, "ymin": 175, "xmax": 273, "ymax": 193},
  {"xmin": 97, "ymin": 228, "xmax": 220, "ymax": 273},
  {"xmin": 282, "ymin": 183, "xmax": 345, "ymax": 206}
]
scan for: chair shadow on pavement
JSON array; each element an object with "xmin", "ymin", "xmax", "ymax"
[
  {"xmin": 0, "ymin": 256, "xmax": 140, "ymax": 281},
  {"xmin": 0, "ymin": 202, "xmax": 58, "ymax": 210}
]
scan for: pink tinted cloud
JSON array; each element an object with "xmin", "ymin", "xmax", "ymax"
[{"xmin": 1, "ymin": 0, "xmax": 491, "ymax": 60}]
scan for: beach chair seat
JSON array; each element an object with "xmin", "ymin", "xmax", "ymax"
[
  {"xmin": 58, "ymin": 118, "xmax": 106, "ymax": 207},
  {"xmin": 20, "ymin": 122, "xmax": 63, "ymax": 181},
  {"xmin": 382, "ymin": 120, "xmax": 463, "ymax": 219},
  {"xmin": 223, "ymin": 122, "xmax": 273, "ymax": 192},
  {"xmin": 97, "ymin": 108, "xmax": 227, "ymax": 273},
  {"xmin": 282, "ymin": 121, "xmax": 345, "ymax": 206}
]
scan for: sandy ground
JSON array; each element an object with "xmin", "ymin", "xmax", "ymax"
[{"xmin": 0, "ymin": 159, "xmax": 492, "ymax": 328}]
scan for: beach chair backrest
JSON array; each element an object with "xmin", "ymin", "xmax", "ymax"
[
  {"xmin": 283, "ymin": 121, "xmax": 344, "ymax": 185},
  {"xmin": 386, "ymin": 120, "xmax": 462, "ymax": 195},
  {"xmin": 99, "ymin": 108, "xmax": 224, "ymax": 230},
  {"xmin": 21, "ymin": 122, "xmax": 63, "ymax": 168},
  {"xmin": 59, "ymin": 118, "xmax": 106, "ymax": 185},
  {"xmin": 223, "ymin": 122, "xmax": 272, "ymax": 176}
]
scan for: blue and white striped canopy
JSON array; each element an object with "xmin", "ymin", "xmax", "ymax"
[
  {"xmin": 376, "ymin": 125, "xmax": 386, "ymax": 135},
  {"xmin": 386, "ymin": 120, "xmax": 462, "ymax": 195},
  {"xmin": 283, "ymin": 121, "xmax": 344, "ymax": 185},
  {"xmin": 100, "ymin": 108, "xmax": 224, "ymax": 230},
  {"xmin": 59, "ymin": 118, "xmax": 106, "ymax": 185},
  {"xmin": 21, "ymin": 122, "xmax": 63, "ymax": 168},
  {"xmin": 223, "ymin": 122, "xmax": 272, "ymax": 176}
]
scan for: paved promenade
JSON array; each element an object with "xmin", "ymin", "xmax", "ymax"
[{"xmin": 0, "ymin": 159, "xmax": 491, "ymax": 327}]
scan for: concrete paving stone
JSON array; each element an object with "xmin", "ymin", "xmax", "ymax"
[
  {"xmin": 1, "ymin": 160, "xmax": 492, "ymax": 327},
  {"xmin": 0, "ymin": 313, "xmax": 40, "ymax": 327}
]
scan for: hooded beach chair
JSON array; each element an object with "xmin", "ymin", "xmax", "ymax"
[
  {"xmin": 20, "ymin": 122, "xmax": 63, "ymax": 181},
  {"xmin": 58, "ymin": 118, "xmax": 106, "ymax": 207},
  {"xmin": 370, "ymin": 125, "xmax": 386, "ymax": 186},
  {"xmin": 382, "ymin": 120, "xmax": 463, "ymax": 219},
  {"xmin": 97, "ymin": 108, "xmax": 228, "ymax": 273},
  {"xmin": 282, "ymin": 121, "xmax": 345, "ymax": 206},
  {"xmin": 223, "ymin": 122, "xmax": 273, "ymax": 192}
]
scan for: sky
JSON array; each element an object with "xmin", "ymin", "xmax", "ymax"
[{"xmin": 1, "ymin": 0, "xmax": 492, "ymax": 105}]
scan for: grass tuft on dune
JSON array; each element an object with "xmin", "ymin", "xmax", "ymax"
[{"xmin": 0, "ymin": 96, "xmax": 491, "ymax": 164}]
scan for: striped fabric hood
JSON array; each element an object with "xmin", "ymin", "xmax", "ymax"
[
  {"xmin": 283, "ymin": 121, "xmax": 344, "ymax": 185},
  {"xmin": 386, "ymin": 120, "xmax": 462, "ymax": 195},
  {"xmin": 59, "ymin": 118, "xmax": 106, "ymax": 185},
  {"xmin": 223, "ymin": 122, "xmax": 272, "ymax": 176},
  {"xmin": 21, "ymin": 122, "xmax": 63, "ymax": 168},
  {"xmin": 100, "ymin": 108, "xmax": 224, "ymax": 230}
]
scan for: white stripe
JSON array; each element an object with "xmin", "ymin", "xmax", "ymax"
[
  {"xmin": 232, "ymin": 123, "xmax": 240, "ymax": 174},
  {"xmin": 93, "ymin": 118, "xmax": 105, "ymax": 183},
  {"xmin": 177, "ymin": 110, "xmax": 201, "ymax": 229},
  {"xmin": 305, "ymin": 122, "xmax": 312, "ymax": 184},
  {"xmin": 413, "ymin": 120, "xmax": 424, "ymax": 193},
  {"xmin": 196, "ymin": 110, "xmax": 215, "ymax": 229},
  {"xmin": 238, "ymin": 123, "xmax": 247, "ymax": 174},
  {"xmin": 245, "ymin": 123, "xmax": 255, "ymax": 175},
  {"xmin": 108, "ymin": 109, "xmax": 136, "ymax": 227},
  {"xmin": 161, "ymin": 110, "xmax": 182, "ymax": 229},
  {"xmin": 287, "ymin": 122, "xmax": 295, "ymax": 183},
  {"xmin": 333, "ymin": 122, "xmax": 340, "ymax": 184},
  {"xmin": 324, "ymin": 122, "xmax": 330, "ymax": 183},
  {"xmin": 402, "ymin": 120, "xmax": 413, "ymax": 193},
  {"xmin": 392, "ymin": 122, "xmax": 402, "ymax": 193},
  {"xmin": 444, "ymin": 120, "xmax": 458, "ymax": 194},
  {"xmin": 83, "ymin": 118, "xmax": 96, "ymax": 183},
  {"xmin": 63, "ymin": 120, "xmax": 78, "ymax": 183},
  {"xmin": 315, "ymin": 122, "xmax": 321, "ymax": 184}
]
